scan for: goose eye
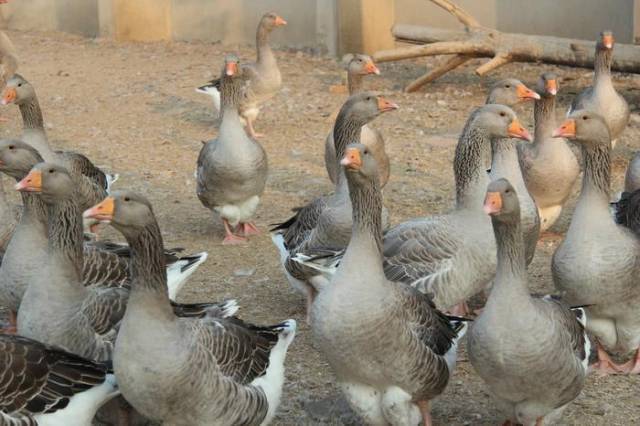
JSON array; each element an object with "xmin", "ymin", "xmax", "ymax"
[
  {"xmin": 583, "ymin": 116, "xmax": 588, "ymax": 120},
  {"xmin": 505, "ymin": 84, "xmax": 510, "ymax": 88},
  {"xmin": 17, "ymin": 83, "xmax": 22, "ymax": 88},
  {"xmin": 8, "ymin": 145, "xmax": 14, "ymax": 150},
  {"xmin": 48, "ymin": 169, "xmax": 54, "ymax": 174},
  {"xmin": 499, "ymin": 112, "xmax": 506, "ymax": 117},
  {"xmin": 505, "ymin": 189, "xmax": 511, "ymax": 193}
]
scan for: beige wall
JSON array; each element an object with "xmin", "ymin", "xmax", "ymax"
[{"xmin": 395, "ymin": 0, "xmax": 497, "ymax": 29}]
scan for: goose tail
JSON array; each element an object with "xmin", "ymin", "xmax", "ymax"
[{"xmin": 166, "ymin": 252, "xmax": 208, "ymax": 301}]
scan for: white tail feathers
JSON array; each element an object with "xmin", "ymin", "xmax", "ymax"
[
  {"xmin": 105, "ymin": 173, "xmax": 119, "ymax": 194},
  {"xmin": 253, "ymin": 320, "xmax": 297, "ymax": 426},
  {"xmin": 167, "ymin": 252, "xmax": 209, "ymax": 301},
  {"xmin": 445, "ymin": 321, "xmax": 469, "ymax": 374},
  {"xmin": 196, "ymin": 86, "xmax": 221, "ymax": 112}
]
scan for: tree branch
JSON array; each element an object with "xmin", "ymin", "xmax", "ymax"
[
  {"xmin": 374, "ymin": 40, "xmax": 486, "ymax": 63},
  {"xmin": 428, "ymin": 0, "xmax": 480, "ymax": 28},
  {"xmin": 474, "ymin": 53, "xmax": 511, "ymax": 75},
  {"xmin": 406, "ymin": 55, "xmax": 472, "ymax": 92}
]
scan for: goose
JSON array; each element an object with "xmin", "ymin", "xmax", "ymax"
[
  {"xmin": 468, "ymin": 178, "xmax": 588, "ymax": 425},
  {"xmin": 310, "ymin": 143, "xmax": 467, "ymax": 426},
  {"xmin": 568, "ymin": 31, "xmax": 629, "ymax": 149},
  {"xmin": 272, "ymin": 92, "xmax": 397, "ymax": 315},
  {"xmin": 0, "ymin": 141, "xmax": 208, "ymax": 332},
  {"xmin": 324, "ymin": 54, "xmax": 390, "ymax": 187},
  {"xmin": 485, "ymin": 78, "xmax": 540, "ymax": 265},
  {"xmin": 197, "ymin": 54, "xmax": 268, "ymax": 244},
  {"xmin": 1, "ymin": 74, "xmax": 117, "ymax": 207},
  {"xmin": 518, "ymin": 73, "xmax": 580, "ymax": 233},
  {"xmin": 0, "ymin": 29, "xmax": 17, "ymax": 123},
  {"xmin": 624, "ymin": 152, "xmax": 640, "ymax": 193},
  {"xmin": 197, "ymin": 12, "xmax": 286, "ymax": 138},
  {"xmin": 84, "ymin": 191, "xmax": 296, "ymax": 425},
  {"xmin": 609, "ymin": 152, "xmax": 640, "ymax": 226},
  {"xmin": 298, "ymin": 105, "xmax": 533, "ymax": 316},
  {"xmin": 551, "ymin": 110, "xmax": 640, "ymax": 375},
  {"xmin": 0, "ymin": 334, "xmax": 119, "ymax": 426},
  {"xmin": 15, "ymin": 163, "xmax": 219, "ymax": 359}
]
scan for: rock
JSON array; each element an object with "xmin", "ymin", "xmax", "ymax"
[{"xmin": 233, "ymin": 267, "xmax": 256, "ymax": 277}]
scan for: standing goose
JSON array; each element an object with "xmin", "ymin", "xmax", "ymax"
[
  {"xmin": 311, "ymin": 143, "xmax": 467, "ymax": 426},
  {"xmin": 569, "ymin": 31, "xmax": 629, "ymax": 148},
  {"xmin": 519, "ymin": 73, "xmax": 580, "ymax": 232},
  {"xmin": 0, "ymin": 334, "xmax": 119, "ymax": 426},
  {"xmin": 0, "ymin": 141, "xmax": 208, "ymax": 331},
  {"xmin": 197, "ymin": 54, "xmax": 268, "ymax": 244},
  {"xmin": 469, "ymin": 178, "xmax": 588, "ymax": 425},
  {"xmin": 0, "ymin": 29, "xmax": 17, "ymax": 123},
  {"xmin": 84, "ymin": 192, "xmax": 296, "ymax": 425},
  {"xmin": 324, "ymin": 54, "xmax": 391, "ymax": 187},
  {"xmin": 552, "ymin": 110, "xmax": 640, "ymax": 374},
  {"xmin": 272, "ymin": 93, "xmax": 397, "ymax": 314},
  {"xmin": 1, "ymin": 74, "xmax": 116, "ymax": 208},
  {"xmin": 197, "ymin": 12, "xmax": 286, "ymax": 138},
  {"xmin": 486, "ymin": 78, "xmax": 541, "ymax": 265},
  {"xmin": 382, "ymin": 105, "xmax": 532, "ymax": 315}
]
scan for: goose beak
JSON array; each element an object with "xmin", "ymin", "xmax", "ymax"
[
  {"xmin": 545, "ymin": 79, "xmax": 558, "ymax": 96},
  {"xmin": 1, "ymin": 88, "xmax": 16, "ymax": 105},
  {"xmin": 275, "ymin": 16, "xmax": 287, "ymax": 26},
  {"xmin": 602, "ymin": 33, "xmax": 614, "ymax": 49},
  {"xmin": 552, "ymin": 119, "xmax": 576, "ymax": 138},
  {"xmin": 15, "ymin": 170, "xmax": 42, "ymax": 192},
  {"xmin": 507, "ymin": 119, "xmax": 532, "ymax": 141},
  {"xmin": 483, "ymin": 191, "xmax": 502, "ymax": 215},
  {"xmin": 516, "ymin": 84, "xmax": 540, "ymax": 100},
  {"xmin": 340, "ymin": 147, "xmax": 362, "ymax": 170},
  {"xmin": 377, "ymin": 97, "xmax": 398, "ymax": 113},
  {"xmin": 225, "ymin": 61, "xmax": 238, "ymax": 76},
  {"xmin": 83, "ymin": 197, "xmax": 115, "ymax": 223},
  {"xmin": 365, "ymin": 61, "xmax": 380, "ymax": 75}
]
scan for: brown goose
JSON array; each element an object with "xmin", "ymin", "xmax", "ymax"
[
  {"xmin": 272, "ymin": 93, "xmax": 397, "ymax": 315},
  {"xmin": 520, "ymin": 73, "xmax": 580, "ymax": 232},
  {"xmin": 324, "ymin": 54, "xmax": 390, "ymax": 187},
  {"xmin": 0, "ymin": 334, "xmax": 119, "ymax": 425},
  {"xmin": 485, "ymin": 78, "xmax": 540, "ymax": 265},
  {"xmin": 551, "ymin": 110, "xmax": 640, "ymax": 375},
  {"xmin": 15, "ymin": 163, "xmax": 218, "ymax": 360},
  {"xmin": 311, "ymin": 144, "xmax": 467, "ymax": 426},
  {"xmin": 196, "ymin": 12, "xmax": 286, "ymax": 138},
  {"xmin": 84, "ymin": 192, "xmax": 296, "ymax": 425},
  {"xmin": 1, "ymin": 74, "xmax": 117, "ymax": 207},
  {"xmin": 197, "ymin": 55, "xmax": 268, "ymax": 244},
  {"xmin": 569, "ymin": 31, "xmax": 629, "ymax": 148},
  {"xmin": 469, "ymin": 178, "xmax": 588, "ymax": 425}
]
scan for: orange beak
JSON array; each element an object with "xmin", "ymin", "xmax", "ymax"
[
  {"xmin": 507, "ymin": 119, "xmax": 532, "ymax": 141},
  {"xmin": 340, "ymin": 147, "xmax": 362, "ymax": 170},
  {"xmin": 364, "ymin": 61, "xmax": 380, "ymax": 75},
  {"xmin": 15, "ymin": 170, "xmax": 42, "ymax": 192},
  {"xmin": 516, "ymin": 83, "xmax": 540, "ymax": 101},
  {"xmin": 602, "ymin": 33, "xmax": 614, "ymax": 49},
  {"xmin": 545, "ymin": 79, "xmax": 558, "ymax": 96},
  {"xmin": 377, "ymin": 97, "xmax": 399, "ymax": 112},
  {"xmin": 483, "ymin": 191, "xmax": 503, "ymax": 215},
  {"xmin": 83, "ymin": 197, "xmax": 115, "ymax": 223},
  {"xmin": 225, "ymin": 61, "xmax": 238, "ymax": 76},
  {"xmin": 552, "ymin": 119, "xmax": 576, "ymax": 138},
  {"xmin": 274, "ymin": 15, "xmax": 287, "ymax": 26},
  {"xmin": 1, "ymin": 88, "xmax": 16, "ymax": 105}
]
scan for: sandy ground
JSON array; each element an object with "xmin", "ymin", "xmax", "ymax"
[{"xmin": 2, "ymin": 30, "xmax": 640, "ymax": 425}]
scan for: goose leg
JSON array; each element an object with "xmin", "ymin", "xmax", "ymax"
[
  {"xmin": 222, "ymin": 219, "xmax": 247, "ymax": 245},
  {"xmin": 245, "ymin": 118, "xmax": 264, "ymax": 139},
  {"xmin": 417, "ymin": 400, "xmax": 432, "ymax": 426},
  {"xmin": 241, "ymin": 222, "xmax": 261, "ymax": 236},
  {"xmin": 618, "ymin": 348, "xmax": 640, "ymax": 374},
  {"xmin": 591, "ymin": 342, "xmax": 627, "ymax": 375}
]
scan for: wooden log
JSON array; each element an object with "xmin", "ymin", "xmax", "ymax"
[{"xmin": 383, "ymin": 23, "xmax": 640, "ymax": 73}]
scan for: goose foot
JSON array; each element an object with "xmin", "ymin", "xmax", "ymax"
[
  {"xmin": 222, "ymin": 219, "xmax": 247, "ymax": 245},
  {"xmin": 237, "ymin": 222, "xmax": 261, "ymax": 237},
  {"xmin": 590, "ymin": 343, "xmax": 627, "ymax": 375},
  {"xmin": 417, "ymin": 400, "xmax": 432, "ymax": 426},
  {"xmin": 447, "ymin": 301, "xmax": 470, "ymax": 317},
  {"xmin": 245, "ymin": 119, "xmax": 264, "ymax": 139},
  {"xmin": 617, "ymin": 348, "xmax": 640, "ymax": 374}
]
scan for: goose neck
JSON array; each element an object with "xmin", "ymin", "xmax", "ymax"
[
  {"xmin": 454, "ymin": 124, "xmax": 491, "ymax": 209},
  {"xmin": 533, "ymin": 95, "xmax": 556, "ymax": 142},
  {"xmin": 47, "ymin": 198, "xmax": 83, "ymax": 279},
  {"xmin": 19, "ymin": 97, "xmax": 44, "ymax": 131}
]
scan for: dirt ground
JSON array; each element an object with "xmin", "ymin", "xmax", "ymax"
[{"xmin": 3, "ymin": 30, "xmax": 640, "ymax": 425}]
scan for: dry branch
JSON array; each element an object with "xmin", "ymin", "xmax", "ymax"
[{"xmin": 375, "ymin": 0, "xmax": 640, "ymax": 91}]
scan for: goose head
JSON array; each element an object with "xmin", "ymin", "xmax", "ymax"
[
  {"xmin": 1, "ymin": 74, "xmax": 35, "ymax": 106},
  {"xmin": 343, "ymin": 54, "xmax": 380, "ymax": 76},
  {"xmin": 473, "ymin": 104, "xmax": 532, "ymax": 142},
  {"xmin": 341, "ymin": 143, "xmax": 378, "ymax": 186},
  {"xmin": 552, "ymin": 109, "xmax": 611, "ymax": 148},
  {"xmin": 83, "ymin": 191, "xmax": 155, "ymax": 238},
  {"xmin": 484, "ymin": 178, "xmax": 520, "ymax": 225},
  {"xmin": 0, "ymin": 139, "xmax": 43, "ymax": 180},
  {"xmin": 486, "ymin": 78, "xmax": 539, "ymax": 107},
  {"xmin": 339, "ymin": 92, "xmax": 398, "ymax": 128},
  {"xmin": 261, "ymin": 12, "xmax": 287, "ymax": 31},
  {"xmin": 536, "ymin": 72, "xmax": 558, "ymax": 98},
  {"xmin": 15, "ymin": 162, "xmax": 74, "ymax": 204}
]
